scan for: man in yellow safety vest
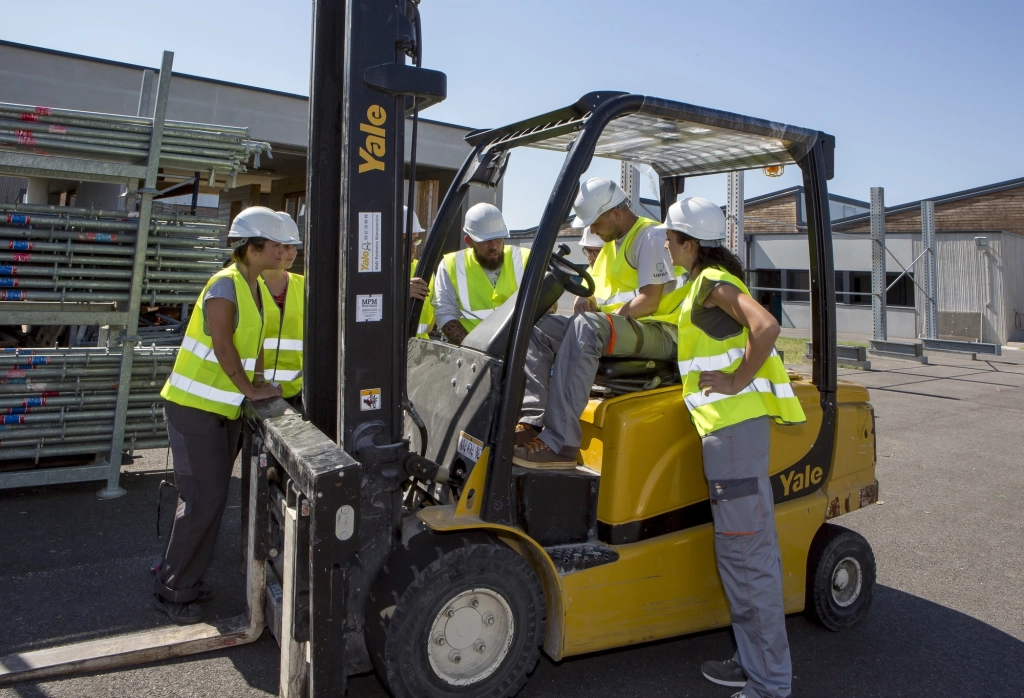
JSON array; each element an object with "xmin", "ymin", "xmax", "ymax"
[
  {"xmin": 431, "ymin": 202, "xmax": 527, "ymax": 345},
  {"xmin": 513, "ymin": 177, "xmax": 689, "ymax": 468}
]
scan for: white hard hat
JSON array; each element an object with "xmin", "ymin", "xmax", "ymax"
[
  {"xmin": 229, "ymin": 206, "xmax": 301, "ymax": 245},
  {"xmin": 571, "ymin": 177, "xmax": 628, "ymax": 229},
  {"xmin": 578, "ymin": 226, "xmax": 604, "ymax": 249},
  {"xmin": 463, "ymin": 203, "xmax": 509, "ymax": 242},
  {"xmin": 656, "ymin": 197, "xmax": 727, "ymax": 246},
  {"xmin": 404, "ymin": 206, "xmax": 425, "ymax": 234},
  {"xmin": 275, "ymin": 211, "xmax": 303, "ymax": 248}
]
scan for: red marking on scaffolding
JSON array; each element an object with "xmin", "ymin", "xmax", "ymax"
[
  {"xmin": 41, "ymin": 391, "xmax": 60, "ymax": 397},
  {"xmin": 48, "ymin": 124, "xmax": 67, "ymax": 135},
  {"xmin": 35, "ymin": 106, "xmax": 52, "ymax": 116},
  {"xmin": 12, "ymin": 254, "xmax": 32, "ymax": 263},
  {"xmin": 6, "ymin": 370, "xmax": 26, "ymax": 379},
  {"xmin": 15, "ymin": 130, "xmax": 37, "ymax": 145},
  {"xmin": 19, "ymin": 112, "xmax": 39, "ymax": 122}
]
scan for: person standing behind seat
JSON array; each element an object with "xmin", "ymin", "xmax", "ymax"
[
  {"xmin": 261, "ymin": 212, "xmax": 304, "ymax": 408},
  {"xmin": 405, "ymin": 206, "xmax": 436, "ymax": 338},
  {"xmin": 579, "ymin": 225, "xmax": 604, "ymax": 268},
  {"xmin": 512, "ymin": 178, "xmax": 686, "ymax": 468},
  {"xmin": 432, "ymin": 202, "xmax": 528, "ymax": 345},
  {"xmin": 153, "ymin": 206, "xmax": 293, "ymax": 624},
  {"xmin": 663, "ymin": 198, "xmax": 806, "ymax": 698}
]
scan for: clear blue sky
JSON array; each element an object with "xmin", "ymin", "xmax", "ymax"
[{"xmin": 5, "ymin": 0, "xmax": 1022, "ymax": 228}]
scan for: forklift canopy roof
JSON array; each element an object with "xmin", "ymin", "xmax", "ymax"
[{"xmin": 465, "ymin": 92, "xmax": 826, "ymax": 179}]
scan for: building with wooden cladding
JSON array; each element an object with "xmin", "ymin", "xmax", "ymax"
[{"xmin": 749, "ymin": 178, "xmax": 1024, "ymax": 345}]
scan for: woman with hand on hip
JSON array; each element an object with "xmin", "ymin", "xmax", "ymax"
[
  {"xmin": 153, "ymin": 206, "xmax": 296, "ymax": 624},
  {"xmin": 662, "ymin": 197, "xmax": 805, "ymax": 698}
]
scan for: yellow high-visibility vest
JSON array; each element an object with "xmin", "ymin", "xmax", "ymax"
[
  {"xmin": 442, "ymin": 245, "xmax": 528, "ymax": 332},
  {"xmin": 161, "ymin": 265, "xmax": 269, "ymax": 419},
  {"xmin": 264, "ymin": 273, "xmax": 304, "ymax": 398},
  {"xmin": 590, "ymin": 216, "xmax": 688, "ymax": 321},
  {"xmin": 676, "ymin": 267, "xmax": 806, "ymax": 437},
  {"xmin": 410, "ymin": 259, "xmax": 435, "ymax": 339}
]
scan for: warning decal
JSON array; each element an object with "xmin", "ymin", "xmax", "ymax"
[
  {"xmin": 359, "ymin": 388, "xmax": 381, "ymax": 411},
  {"xmin": 456, "ymin": 431, "xmax": 484, "ymax": 463}
]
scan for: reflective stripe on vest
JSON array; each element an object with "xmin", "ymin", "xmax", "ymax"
[
  {"xmin": 677, "ymin": 267, "xmax": 805, "ymax": 437},
  {"xmin": 410, "ymin": 258, "xmax": 436, "ymax": 338},
  {"xmin": 160, "ymin": 265, "xmax": 268, "ymax": 419},
  {"xmin": 445, "ymin": 245, "xmax": 528, "ymax": 331},
  {"xmin": 263, "ymin": 273, "xmax": 304, "ymax": 399}
]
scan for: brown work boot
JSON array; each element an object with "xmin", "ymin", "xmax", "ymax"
[
  {"xmin": 514, "ymin": 423, "xmax": 540, "ymax": 446},
  {"xmin": 512, "ymin": 437, "xmax": 578, "ymax": 469}
]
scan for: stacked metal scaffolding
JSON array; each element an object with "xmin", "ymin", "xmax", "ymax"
[
  {"xmin": 0, "ymin": 202, "xmax": 229, "ymax": 305},
  {"xmin": 0, "ymin": 347, "xmax": 174, "ymax": 461},
  {"xmin": 0, "ymin": 50, "xmax": 255, "ymax": 494},
  {"xmin": 0, "ymin": 103, "xmax": 270, "ymax": 189}
]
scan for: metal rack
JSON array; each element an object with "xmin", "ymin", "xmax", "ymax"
[{"xmin": 0, "ymin": 50, "xmax": 254, "ymax": 495}]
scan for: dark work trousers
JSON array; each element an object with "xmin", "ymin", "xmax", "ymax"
[
  {"xmin": 702, "ymin": 416, "xmax": 791, "ymax": 698},
  {"xmin": 154, "ymin": 401, "xmax": 242, "ymax": 603}
]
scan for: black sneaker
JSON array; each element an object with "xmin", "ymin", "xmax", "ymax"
[
  {"xmin": 701, "ymin": 657, "xmax": 747, "ymax": 688},
  {"xmin": 152, "ymin": 594, "xmax": 203, "ymax": 625}
]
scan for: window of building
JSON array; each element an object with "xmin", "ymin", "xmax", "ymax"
[
  {"xmin": 785, "ymin": 270, "xmax": 809, "ymax": 302},
  {"xmin": 842, "ymin": 271, "xmax": 914, "ymax": 307}
]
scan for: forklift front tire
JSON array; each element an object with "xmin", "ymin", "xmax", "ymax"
[
  {"xmin": 806, "ymin": 523, "xmax": 876, "ymax": 631},
  {"xmin": 367, "ymin": 531, "xmax": 546, "ymax": 697}
]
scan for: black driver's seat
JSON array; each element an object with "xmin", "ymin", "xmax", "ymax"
[{"xmin": 592, "ymin": 357, "xmax": 680, "ymax": 396}]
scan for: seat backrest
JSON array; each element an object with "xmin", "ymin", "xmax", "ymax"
[{"xmin": 461, "ymin": 271, "xmax": 566, "ymax": 358}]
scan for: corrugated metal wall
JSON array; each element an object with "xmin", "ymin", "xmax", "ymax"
[
  {"xmin": 1001, "ymin": 232, "xmax": 1024, "ymax": 343},
  {"xmin": 934, "ymin": 232, "xmax": 1005, "ymax": 344}
]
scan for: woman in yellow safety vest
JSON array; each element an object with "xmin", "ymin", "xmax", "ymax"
[
  {"xmin": 662, "ymin": 197, "xmax": 805, "ymax": 698},
  {"xmin": 154, "ymin": 206, "xmax": 295, "ymax": 625},
  {"xmin": 262, "ymin": 212, "xmax": 305, "ymax": 407}
]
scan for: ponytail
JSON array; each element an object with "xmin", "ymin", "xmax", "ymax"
[{"xmin": 673, "ymin": 231, "xmax": 744, "ymax": 279}]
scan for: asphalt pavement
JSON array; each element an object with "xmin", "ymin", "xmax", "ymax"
[{"xmin": 1, "ymin": 352, "xmax": 1022, "ymax": 698}]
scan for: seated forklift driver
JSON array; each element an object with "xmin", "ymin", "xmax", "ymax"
[
  {"xmin": 512, "ymin": 178, "xmax": 685, "ymax": 468},
  {"xmin": 432, "ymin": 202, "xmax": 527, "ymax": 345},
  {"xmin": 663, "ymin": 198, "xmax": 806, "ymax": 698},
  {"xmin": 261, "ymin": 212, "xmax": 304, "ymax": 408},
  {"xmin": 154, "ymin": 206, "xmax": 290, "ymax": 624}
]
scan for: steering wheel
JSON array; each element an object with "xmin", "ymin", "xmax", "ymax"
[{"xmin": 548, "ymin": 243, "xmax": 595, "ymax": 298}]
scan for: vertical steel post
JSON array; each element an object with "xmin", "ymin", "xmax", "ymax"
[
  {"xmin": 870, "ymin": 186, "xmax": 887, "ymax": 341},
  {"xmin": 921, "ymin": 200, "xmax": 938, "ymax": 339},
  {"xmin": 137, "ymin": 69, "xmax": 155, "ymax": 119},
  {"xmin": 303, "ymin": 0, "xmax": 345, "ymax": 442},
  {"xmin": 98, "ymin": 51, "xmax": 173, "ymax": 499},
  {"xmin": 620, "ymin": 161, "xmax": 640, "ymax": 212},
  {"xmin": 727, "ymin": 170, "xmax": 746, "ymax": 274}
]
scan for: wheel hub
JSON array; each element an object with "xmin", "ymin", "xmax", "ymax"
[
  {"xmin": 427, "ymin": 588, "xmax": 514, "ymax": 686},
  {"xmin": 831, "ymin": 556, "xmax": 863, "ymax": 608}
]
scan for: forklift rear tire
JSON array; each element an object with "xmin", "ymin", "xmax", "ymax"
[
  {"xmin": 366, "ymin": 529, "xmax": 546, "ymax": 697},
  {"xmin": 805, "ymin": 523, "xmax": 876, "ymax": 631}
]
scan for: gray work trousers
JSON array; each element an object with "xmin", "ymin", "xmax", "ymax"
[
  {"xmin": 520, "ymin": 312, "xmax": 676, "ymax": 454},
  {"xmin": 154, "ymin": 401, "xmax": 242, "ymax": 603},
  {"xmin": 702, "ymin": 416, "xmax": 792, "ymax": 698}
]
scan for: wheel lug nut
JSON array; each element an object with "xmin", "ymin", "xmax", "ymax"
[
  {"xmin": 474, "ymin": 641, "xmax": 486, "ymax": 653},
  {"xmin": 483, "ymin": 613, "xmax": 495, "ymax": 626},
  {"xmin": 470, "ymin": 597, "xmax": 479, "ymax": 608},
  {"xmin": 434, "ymin": 634, "xmax": 446, "ymax": 646},
  {"xmin": 446, "ymin": 608, "xmax": 455, "ymax": 618},
  {"xmin": 449, "ymin": 650, "xmax": 461, "ymax": 664}
]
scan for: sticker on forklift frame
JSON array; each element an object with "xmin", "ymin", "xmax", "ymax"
[
  {"xmin": 358, "ymin": 212, "xmax": 381, "ymax": 272},
  {"xmin": 360, "ymin": 388, "xmax": 381, "ymax": 411},
  {"xmin": 355, "ymin": 294, "xmax": 383, "ymax": 322},
  {"xmin": 457, "ymin": 431, "xmax": 484, "ymax": 463}
]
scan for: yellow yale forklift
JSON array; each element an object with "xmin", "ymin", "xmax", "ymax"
[{"xmin": 0, "ymin": 1, "xmax": 878, "ymax": 696}]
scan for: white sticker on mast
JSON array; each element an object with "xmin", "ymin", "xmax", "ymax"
[{"xmin": 358, "ymin": 212, "xmax": 381, "ymax": 272}]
